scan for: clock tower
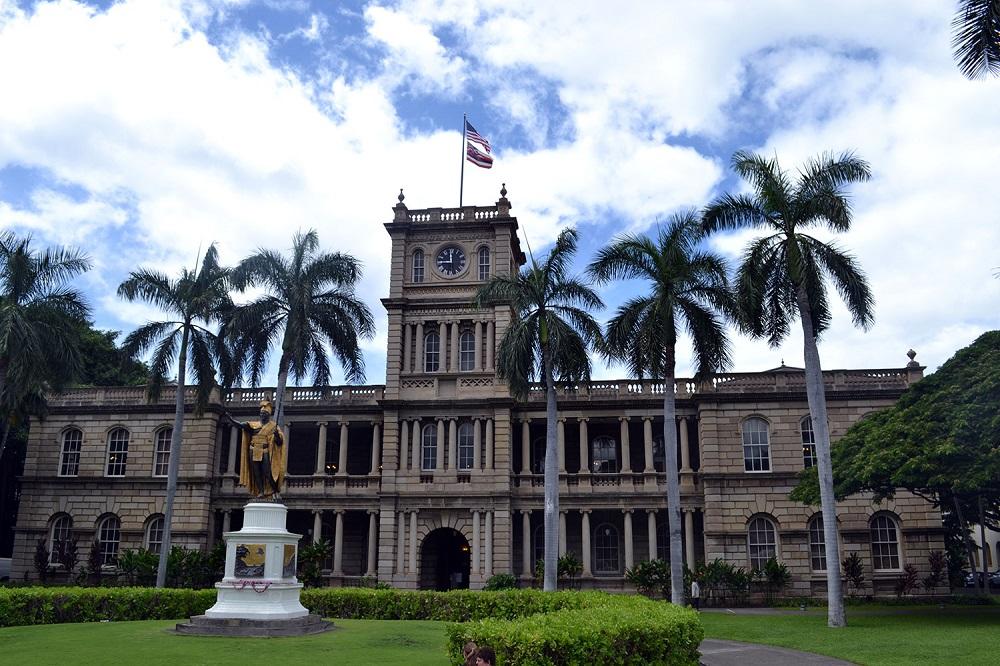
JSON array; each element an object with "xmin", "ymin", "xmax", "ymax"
[{"xmin": 377, "ymin": 185, "xmax": 525, "ymax": 588}]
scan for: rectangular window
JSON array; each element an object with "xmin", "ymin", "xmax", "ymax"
[
  {"xmin": 59, "ymin": 430, "xmax": 82, "ymax": 476},
  {"xmin": 421, "ymin": 427, "xmax": 437, "ymax": 471},
  {"xmin": 478, "ymin": 247, "xmax": 490, "ymax": 280},
  {"xmin": 459, "ymin": 331, "xmax": 475, "ymax": 371},
  {"xmin": 412, "ymin": 251, "xmax": 425, "ymax": 283},
  {"xmin": 153, "ymin": 429, "xmax": 172, "ymax": 477},
  {"xmin": 742, "ymin": 419, "xmax": 771, "ymax": 472},
  {"xmin": 424, "ymin": 333, "xmax": 440, "ymax": 372},
  {"xmin": 458, "ymin": 424, "xmax": 474, "ymax": 470},
  {"xmin": 801, "ymin": 417, "xmax": 817, "ymax": 468},
  {"xmin": 106, "ymin": 429, "xmax": 129, "ymax": 476}
]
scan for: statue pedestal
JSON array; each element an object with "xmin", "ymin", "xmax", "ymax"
[
  {"xmin": 205, "ymin": 502, "xmax": 308, "ymax": 620},
  {"xmin": 178, "ymin": 502, "xmax": 330, "ymax": 636}
]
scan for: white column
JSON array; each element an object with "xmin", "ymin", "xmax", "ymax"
[
  {"xmin": 228, "ymin": 427, "xmax": 239, "ymax": 475},
  {"xmin": 521, "ymin": 419, "xmax": 531, "ymax": 474},
  {"xmin": 366, "ymin": 511, "xmax": 378, "ymax": 576},
  {"xmin": 315, "ymin": 421, "xmax": 328, "ymax": 475},
  {"xmin": 403, "ymin": 323, "xmax": 412, "ymax": 373},
  {"xmin": 578, "ymin": 418, "xmax": 589, "ymax": 473},
  {"xmin": 415, "ymin": 322, "xmax": 424, "ymax": 372},
  {"xmin": 486, "ymin": 321, "xmax": 495, "ymax": 371},
  {"xmin": 370, "ymin": 422, "xmax": 381, "ymax": 474},
  {"xmin": 222, "ymin": 510, "xmax": 231, "ymax": 533},
  {"xmin": 408, "ymin": 511, "xmax": 418, "ymax": 573},
  {"xmin": 559, "ymin": 511, "xmax": 567, "ymax": 557},
  {"xmin": 435, "ymin": 419, "xmax": 445, "ymax": 470},
  {"xmin": 643, "ymin": 417, "xmax": 654, "ymax": 473},
  {"xmin": 471, "ymin": 510, "xmax": 481, "ymax": 576},
  {"xmin": 679, "ymin": 417, "xmax": 692, "ymax": 472},
  {"xmin": 448, "ymin": 418, "xmax": 458, "ymax": 470},
  {"xmin": 338, "ymin": 421, "xmax": 349, "ymax": 476},
  {"xmin": 557, "ymin": 418, "xmax": 566, "ymax": 473},
  {"xmin": 485, "ymin": 511, "xmax": 494, "ymax": 575},
  {"xmin": 620, "ymin": 416, "xmax": 631, "ymax": 473},
  {"xmin": 473, "ymin": 320, "xmax": 483, "ymax": 370},
  {"xmin": 581, "ymin": 511, "xmax": 592, "ymax": 576},
  {"xmin": 333, "ymin": 510, "xmax": 345, "ymax": 575},
  {"xmin": 411, "ymin": 419, "xmax": 421, "ymax": 470},
  {"xmin": 521, "ymin": 510, "xmax": 532, "ymax": 575},
  {"xmin": 313, "ymin": 510, "xmax": 323, "ymax": 545},
  {"xmin": 396, "ymin": 511, "xmax": 406, "ymax": 573},
  {"xmin": 684, "ymin": 509, "xmax": 696, "ymax": 569},
  {"xmin": 473, "ymin": 418, "xmax": 482, "ymax": 470},
  {"xmin": 624, "ymin": 510, "xmax": 634, "ymax": 571},
  {"xmin": 438, "ymin": 321, "xmax": 447, "ymax": 372},
  {"xmin": 485, "ymin": 418, "xmax": 494, "ymax": 470},
  {"xmin": 450, "ymin": 321, "xmax": 459, "ymax": 372},
  {"xmin": 647, "ymin": 510, "xmax": 657, "ymax": 561},
  {"xmin": 399, "ymin": 420, "xmax": 409, "ymax": 471}
]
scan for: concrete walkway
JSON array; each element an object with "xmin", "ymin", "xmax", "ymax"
[{"xmin": 699, "ymin": 639, "xmax": 853, "ymax": 665}]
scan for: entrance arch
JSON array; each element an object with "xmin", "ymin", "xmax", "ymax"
[{"xmin": 419, "ymin": 527, "xmax": 471, "ymax": 590}]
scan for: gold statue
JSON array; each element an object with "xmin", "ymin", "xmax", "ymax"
[{"xmin": 225, "ymin": 400, "xmax": 286, "ymax": 499}]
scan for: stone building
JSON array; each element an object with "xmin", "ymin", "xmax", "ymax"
[{"xmin": 12, "ymin": 190, "xmax": 946, "ymax": 597}]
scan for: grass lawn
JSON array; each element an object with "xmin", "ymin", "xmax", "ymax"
[
  {"xmin": 700, "ymin": 606, "xmax": 1000, "ymax": 665},
  {"xmin": 0, "ymin": 618, "xmax": 451, "ymax": 665}
]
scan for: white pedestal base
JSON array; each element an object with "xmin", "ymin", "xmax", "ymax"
[{"xmin": 204, "ymin": 502, "xmax": 308, "ymax": 621}]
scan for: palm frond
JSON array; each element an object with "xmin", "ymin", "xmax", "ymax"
[
  {"xmin": 800, "ymin": 235, "xmax": 875, "ymax": 331},
  {"xmin": 702, "ymin": 193, "xmax": 773, "ymax": 233},
  {"xmin": 117, "ymin": 269, "xmax": 179, "ymax": 314},
  {"xmin": 952, "ymin": 0, "xmax": 1000, "ymax": 79}
]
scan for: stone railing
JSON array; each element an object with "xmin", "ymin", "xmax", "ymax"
[
  {"xmin": 405, "ymin": 206, "xmax": 502, "ymax": 224},
  {"xmin": 48, "ymin": 384, "xmax": 384, "ymax": 408}
]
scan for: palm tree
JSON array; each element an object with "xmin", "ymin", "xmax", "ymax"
[
  {"xmin": 118, "ymin": 245, "xmax": 232, "ymax": 588},
  {"xmin": 703, "ymin": 150, "xmax": 874, "ymax": 628},
  {"xmin": 227, "ymin": 229, "xmax": 375, "ymax": 427},
  {"xmin": 588, "ymin": 212, "xmax": 733, "ymax": 605},
  {"xmin": 0, "ymin": 232, "xmax": 91, "ymax": 462},
  {"xmin": 475, "ymin": 228, "xmax": 604, "ymax": 591},
  {"xmin": 952, "ymin": 0, "xmax": 1000, "ymax": 79}
]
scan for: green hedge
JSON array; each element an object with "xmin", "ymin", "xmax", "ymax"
[
  {"xmin": 0, "ymin": 587, "xmax": 216, "ymax": 627},
  {"xmin": 447, "ymin": 595, "xmax": 703, "ymax": 666}
]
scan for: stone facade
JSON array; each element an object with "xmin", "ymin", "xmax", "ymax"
[{"xmin": 12, "ymin": 192, "xmax": 947, "ymax": 597}]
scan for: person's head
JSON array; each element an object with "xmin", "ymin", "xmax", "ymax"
[
  {"xmin": 259, "ymin": 400, "xmax": 274, "ymax": 423},
  {"xmin": 462, "ymin": 641, "xmax": 478, "ymax": 660},
  {"xmin": 475, "ymin": 646, "xmax": 496, "ymax": 666}
]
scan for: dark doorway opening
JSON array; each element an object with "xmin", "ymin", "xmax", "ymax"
[{"xmin": 419, "ymin": 528, "xmax": 471, "ymax": 590}]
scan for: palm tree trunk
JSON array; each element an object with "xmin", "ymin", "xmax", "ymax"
[
  {"xmin": 156, "ymin": 326, "xmax": 189, "ymax": 588},
  {"xmin": 952, "ymin": 495, "xmax": 983, "ymax": 594},
  {"xmin": 274, "ymin": 350, "xmax": 291, "ymax": 428},
  {"xmin": 795, "ymin": 286, "xmax": 846, "ymax": 627},
  {"xmin": 663, "ymin": 347, "xmax": 685, "ymax": 605},
  {"xmin": 542, "ymin": 344, "xmax": 559, "ymax": 592}
]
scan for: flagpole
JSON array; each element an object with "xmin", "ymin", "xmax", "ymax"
[{"xmin": 459, "ymin": 113, "xmax": 466, "ymax": 207}]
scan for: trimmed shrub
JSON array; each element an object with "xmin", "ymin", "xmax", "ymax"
[
  {"xmin": 447, "ymin": 595, "xmax": 703, "ymax": 666},
  {"xmin": 0, "ymin": 587, "xmax": 215, "ymax": 627},
  {"xmin": 483, "ymin": 573, "xmax": 518, "ymax": 591}
]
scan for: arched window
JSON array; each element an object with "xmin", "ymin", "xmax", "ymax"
[
  {"xmin": 457, "ymin": 422, "xmax": 475, "ymax": 470},
  {"xmin": 532, "ymin": 524, "xmax": 544, "ymax": 568},
  {"xmin": 591, "ymin": 436, "xmax": 617, "ymax": 474},
  {"xmin": 742, "ymin": 418, "xmax": 770, "ymax": 472},
  {"xmin": 478, "ymin": 246, "xmax": 491, "ymax": 281},
  {"xmin": 594, "ymin": 523, "xmax": 621, "ymax": 573},
  {"xmin": 153, "ymin": 428, "xmax": 172, "ymax": 477},
  {"xmin": 747, "ymin": 516, "xmax": 777, "ymax": 571},
  {"xmin": 424, "ymin": 331, "xmax": 440, "ymax": 372},
  {"xmin": 808, "ymin": 515, "xmax": 826, "ymax": 571},
  {"xmin": 421, "ymin": 424, "xmax": 437, "ymax": 471},
  {"xmin": 48, "ymin": 514, "xmax": 72, "ymax": 565},
  {"xmin": 97, "ymin": 515, "xmax": 121, "ymax": 566},
  {"xmin": 800, "ymin": 416, "xmax": 817, "ymax": 468},
  {"xmin": 412, "ymin": 250, "xmax": 425, "ymax": 283},
  {"xmin": 145, "ymin": 515, "xmax": 165, "ymax": 554},
  {"xmin": 59, "ymin": 428, "xmax": 82, "ymax": 477},
  {"xmin": 531, "ymin": 437, "xmax": 546, "ymax": 474},
  {"xmin": 106, "ymin": 428, "xmax": 130, "ymax": 476},
  {"xmin": 870, "ymin": 514, "xmax": 901, "ymax": 571},
  {"xmin": 459, "ymin": 330, "xmax": 476, "ymax": 371}
]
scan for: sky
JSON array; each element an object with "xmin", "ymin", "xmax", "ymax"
[{"xmin": 1, "ymin": 0, "xmax": 998, "ymax": 387}]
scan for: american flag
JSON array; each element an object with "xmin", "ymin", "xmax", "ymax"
[
  {"xmin": 466, "ymin": 142, "xmax": 493, "ymax": 169},
  {"xmin": 465, "ymin": 120, "xmax": 491, "ymax": 153}
]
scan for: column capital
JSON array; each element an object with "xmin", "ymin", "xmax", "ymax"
[
  {"xmin": 580, "ymin": 509, "xmax": 592, "ymax": 515},
  {"xmin": 678, "ymin": 415, "xmax": 689, "ymax": 424},
  {"xmin": 521, "ymin": 509, "xmax": 532, "ymax": 516},
  {"xmin": 366, "ymin": 509, "xmax": 379, "ymax": 516},
  {"xmin": 437, "ymin": 417, "xmax": 445, "ymax": 424},
  {"xmin": 338, "ymin": 419, "xmax": 349, "ymax": 427},
  {"xmin": 316, "ymin": 420, "xmax": 328, "ymax": 427},
  {"xmin": 470, "ymin": 508, "xmax": 481, "ymax": 516},
  {"xmin": 645, "ymin": 508, "xmax": 658, "ymax": 515},
  {"xmin": 334, "ymin": 509, "xmax": 346, "ymax": 515},
  {"xmin": 312, "ymin": 509, "xmax": 323, "ymax": 516},
  {"xmin": 619, "ymin": 416, "xmax": 630, "ymax": 422},
  {"xmin": 622, "ymin": 508, "xmax": 634, "ymax": 515},
  {"xmin": 578, "ymin": 416, "xmax": 589, "ymax": 423},
  {"xmin": 520, "ymin": 417, "xmax": 531, "ymax": 424},
  {"xmin": 557, "ymin": 416, "xmax": 566, "ymax": 423},
  {"xmin": 642, "ymin": 415, "xmax": 653, "ymax": 422},
  {"xmin": 371, "ymin": 419, "xmax": 382, "ymax": 426},
  {"xmin": 473, "ymin": 416, "xmax": 481, "ymax": 423}
]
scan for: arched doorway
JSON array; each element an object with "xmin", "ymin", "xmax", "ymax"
[{"xmin": 419, "ymin": 528, "xmax": 471, "ymax": 590}]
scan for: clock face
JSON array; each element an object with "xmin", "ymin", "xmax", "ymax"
[{"xmin": 435, "ymin": 246, "xmax": 466, "ymax": 276}]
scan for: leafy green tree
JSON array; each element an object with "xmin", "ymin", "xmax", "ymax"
[
  {"xmin": 588, "ymin": 213, "xmax": 733, "ymax": 604},
  {"xmin": 118, "ymin": 245, "xmax": 232, "ymax": 588},
  {"xmin": 73, "ymin": 323, "xmax": 150, "ymax": 386},
  {"xmin": 792, "ymin": 330, "xmax": 1000, "ymax": 594},
  {"xmin": 0, "ymin": 231, "xmax": 91, "ymax": 462},
  {"xmin": 952, "ymin": 0, "xmax": 1000, "ymax": 79},
  {"xmin": 475, "ymin": 228, "xmax": 603, "ymax": 591},
  {"xmin": 227, "ymin": 229, "xmax": 375, "ymax": 426},
  {"xmin": 703, "ymin": 150, "xmax": 874, "ymax": 627}
]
